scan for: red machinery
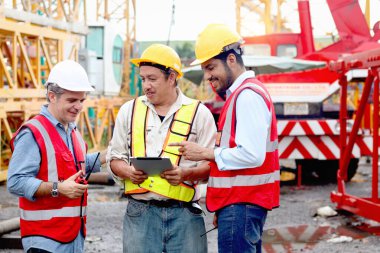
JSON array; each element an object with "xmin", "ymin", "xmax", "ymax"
[
  {"xmin": 330, "ymin": 48, "xmax": 380, "ymax": 223},
  {"xmin": 202, "ymin": 0, "xmax": 380, "ymax": 183}
]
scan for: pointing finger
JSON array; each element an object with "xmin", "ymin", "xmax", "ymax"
[{"xmin": 168, "ymin": 142, "xmax": 183, "ymax": 147}]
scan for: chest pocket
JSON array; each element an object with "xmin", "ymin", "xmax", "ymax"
[{"xmin": 145, "ymin": 122, "xmax": 169, "ymax": 156}]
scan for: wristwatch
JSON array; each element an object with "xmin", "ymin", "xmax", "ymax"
[{"xmin": 51, "ymin": 182, "xmax": 59, "ymax": 197}]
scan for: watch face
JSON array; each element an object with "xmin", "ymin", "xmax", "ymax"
[
  {"xmin": 51, "ymin": 182, "xmax": 59, "ymax": 197},
  {"xmin": 51, "ymin": 189, "xmax": 59, "ymax": 197}
]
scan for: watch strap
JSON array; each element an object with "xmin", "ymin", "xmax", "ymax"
[{"xmin": 51, "ymin": 182, "xmax": 59, "ymax": 197}]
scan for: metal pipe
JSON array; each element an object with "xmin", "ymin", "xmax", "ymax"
[
  {"xmin": 298, "ymin": 0, "xmax": 315, "ymax": 54},
  {"xmin": 340, "ymin": 71, "xmax": 374, "ymax": 182},
  {"xmin": 0, "ymin": 218, "xmax": 20, "ymax": 236},
  {"xmin": 338, "ymin": 74, "xmax": 347, "ymax": 193},
  {"xmin": 372, "ymin": 70, "xmax": 379, "ymax": 201}
]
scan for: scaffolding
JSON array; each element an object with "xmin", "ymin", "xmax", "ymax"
[{"xmin": 0, "ymin": 1, "xmax": 134, "ymax": 182}]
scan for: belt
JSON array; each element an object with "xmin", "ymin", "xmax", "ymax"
[{"xmin": 129, "ymin": 197, "xmax": 193, "ymax": 208}]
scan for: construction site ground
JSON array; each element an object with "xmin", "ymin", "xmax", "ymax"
[{"xmin": 1, "ymin": 158, "xmax": 380, "ymax": 253}]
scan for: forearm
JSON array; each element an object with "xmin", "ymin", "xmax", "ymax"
[
  {"xmin": 110, "ymin": 159, "xmax": 130, "ymax": 179},
  {"xmin": 34, "ymin": 181, "xmax": 54, "ymax": 198},
  {"xmin": 182, "ymin": 162, "xmax": 210, "ymax": 182}
]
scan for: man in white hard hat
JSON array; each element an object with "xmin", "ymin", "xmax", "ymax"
[
  {"xmin": 107, "ymin": 44, "xmax": 216, "ymax": 252},
  {"xmin": 7, "ymin": 60, "xmax": 106, "ymax": 253}
]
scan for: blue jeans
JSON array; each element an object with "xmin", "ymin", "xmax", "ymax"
[
  {"xmin": 123, "ymin": 198, "xmax": 207, "ymax": 253},
  {"xmin": 217, "ymin": 204, "xmax": 267, "ymax": 253}
]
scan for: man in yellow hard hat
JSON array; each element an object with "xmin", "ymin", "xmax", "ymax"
[
  {"xmin": 7, "ymin": 60, "xmax": 106, "ymax": 253},
  {"xmin": 107, "ymin": 43, "xmax": 216, "ymax": 252},
  {"xmin": 170, "ymin": 24, "xmax": 280, "ymax": 253}
]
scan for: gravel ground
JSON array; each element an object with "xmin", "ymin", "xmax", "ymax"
[{"xmin": 1, "ymin": 158, "xmax": 380, "ymax": 253}]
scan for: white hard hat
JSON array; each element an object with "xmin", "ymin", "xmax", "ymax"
[{"xmin": 46, "ymin": 60, "xmax": 94, "ymax": 92}]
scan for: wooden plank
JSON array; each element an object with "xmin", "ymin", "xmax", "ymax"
[{"xmin": 0, "ymin": 170, "xmax": 7, "ymax": 182}]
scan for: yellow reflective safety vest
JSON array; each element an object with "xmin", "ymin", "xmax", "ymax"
[{"xmin": 124, "ymin": 97, "xmax": 200, "ymax": 202}]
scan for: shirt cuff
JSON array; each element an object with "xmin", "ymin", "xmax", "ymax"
[
  {"xmin": 214, "ymin": 147, "xmax": 227, "ymax": 171},
  {"xmin": 24, "ymin": 178, "xmax": 43, "ymax": 201},
  {"xmin": 106, "ymin": 157, "xmax": 126, "ymax": 187}
]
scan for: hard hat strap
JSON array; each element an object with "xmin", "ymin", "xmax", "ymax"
[{"xmin": 222, "ymin": 42, "xmax": 243, "ymax": 55}]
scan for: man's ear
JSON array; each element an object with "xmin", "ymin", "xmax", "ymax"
[
  {"xmin": 47, "ymin": 91, "xmax": 56, "ymax": 102},
  {"xmin": 169, "ymin": 72, "xmax": 177, "ymax": 84},
  {"xmin": 226, "ymin": 53, "xmax": 237, "ymax": 65}
]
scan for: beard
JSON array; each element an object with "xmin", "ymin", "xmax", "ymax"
[{"xmin": 216, "ymin": 63, "xmax": 234, "ymax": 101}]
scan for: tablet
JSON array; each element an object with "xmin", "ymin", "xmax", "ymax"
[{"xmin": 130, "ymin": 157, "xmax": 173, "ymax": 175}]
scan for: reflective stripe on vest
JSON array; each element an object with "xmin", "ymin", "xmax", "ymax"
[
  {"xmin": 21, "ymin": 206, "xmax": 87, "ymax": 221},
  {"xmin": 125, "ymin": 97, "xmax": 199, "ymax": 202},
  {"xmin": 28, "ymin": 118, "xmax": 59, "ymax": 181},
  {"xmin": 209, "ymin": 171, "xmax": 280, "ymax": 188},
  {"xmin": 207, "ymin": 79, "xmax": 280, "ymax": 212}
]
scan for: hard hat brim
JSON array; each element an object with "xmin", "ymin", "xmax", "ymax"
[
  {"xmin": 130, "ymin": 58, "xmax": 143, "ymax": 66},
  {"xmin": 190, "ymin": 59, "xmax": 202, "ymax": 66},
  {"xmin": 131, "ymin": 58, "xmax": 183, "ymax": 79},
  {"xmin": 46, "ymin": 80, "xmax": 95, "ymax": 92},
  {"xmin": 59, "ymin": 83, "xmax": 95, "ymax": 92}
]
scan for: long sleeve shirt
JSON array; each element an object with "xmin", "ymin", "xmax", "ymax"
[
  {"xmin": 7, "ymin": 104, "xmax": 101, "ymax": 253},
  {"xmin": 107, "ymin": 88, "xmax": 216, "ymax": 201},
  {"xmin": 214, "ymin": 70, "xmax": 271, "ymax": 171}
]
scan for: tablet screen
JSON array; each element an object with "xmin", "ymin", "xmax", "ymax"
[{"xmin": 130, "ymin": 157, "xmax": 173, "ymax": 175}]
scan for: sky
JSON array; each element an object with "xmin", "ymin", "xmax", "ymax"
[{"xmin": 134, "ymin": 0, "xmax": 380, "ymax": 41}]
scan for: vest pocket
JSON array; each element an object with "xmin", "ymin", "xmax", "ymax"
[{"xmin": 60, "ymin": 151, "xmax": 74, "ymax": 162}]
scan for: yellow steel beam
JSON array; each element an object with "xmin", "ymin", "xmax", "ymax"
[
  {"xmin": 36, "ymin": 36, "xmax": 41, "ymax": 86},
  {"xmin": 365, "ymin": 0, "xmax": 370, "ymax": 29},
  {"xmin": 236, "ymin": 0, "xmax": 287, "ymax": 35},
  {"xmin": 16, "ymin": 32, "xmax": 39, "ymax": 88},
  {"xmin": 0, "ymin": 17, "xmax": 79, "ymax": 41},
  {"xmin": 120, "ymin": 0, "xmax": 136, "ymax": 97},
  {"xmin": 39, "ymin": 37, "xmax": 53, "ymax": 70},
  {"xmin": 12, "ymin": 34, "xmax": 17, "ymax": 86},
  {"xmin": 0, "ymin": 50, "xmax": 15, "ymax": 88}
]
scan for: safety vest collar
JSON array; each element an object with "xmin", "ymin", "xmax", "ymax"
[
  {"xmin": 140, "ymin": 88, "xmax": 194, "ymax": 110},
  {"xmin": 226, "ymin": 70, "xmax": 256, "ymax": 98}
]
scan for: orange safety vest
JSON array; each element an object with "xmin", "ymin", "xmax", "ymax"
[
  {"xmin": 124, "ymin": 97, "xmax": 200, "ymax": 202},
  {"xmin": 206, "ymin": 78, "xmax": 280, "ymax": 212},
  {"xmin": 11, "ymin": 114, "xmax": 88, "ymax": 243}
]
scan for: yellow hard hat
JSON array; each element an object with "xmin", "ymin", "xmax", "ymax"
[
  {"xmin": 191, "ymin": 24, "xmax": 242, "ymax": 66},
  {"xmin": 131, "ymin": 44, "xmax": 183, "ymax": 78}
]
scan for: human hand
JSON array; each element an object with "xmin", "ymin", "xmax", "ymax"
[
  {"xmin": 160, "ymin": 165, "xmax": 183, "ymax": 186},
  {"xmin": 213, "ymin": 214, "xmax": 218, "ymax": 228},
  {"xmin": 169, "ymin": 141, "xmax": 213, "ymax": 161},
  {"xmin": 59, "ymin": 171, "xmax": 88, "ymax": 199},
  {"xmin": 127, "ymin": 165, "xmax": 148, "ymax": 184}
]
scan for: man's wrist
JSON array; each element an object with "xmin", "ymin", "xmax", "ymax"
[
  {"xmin": 51, "ymin": 182, "xmax": 59, "ymax": 197},
  {"xmin": 182, "ymin": 168, "xmax": 192, "ymax": 181},
  {"xmin": 206, "ymin": 148, "xmax": 215, "ymax": 160}
]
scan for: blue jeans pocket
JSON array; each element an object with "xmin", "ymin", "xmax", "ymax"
[
  {"xmin": 126, "ymin": 200, "xmax": 148, "ymax": 217},
  {"xmin": 245, "ymin": 205, "xmax": 267, "ymax": 245}
]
